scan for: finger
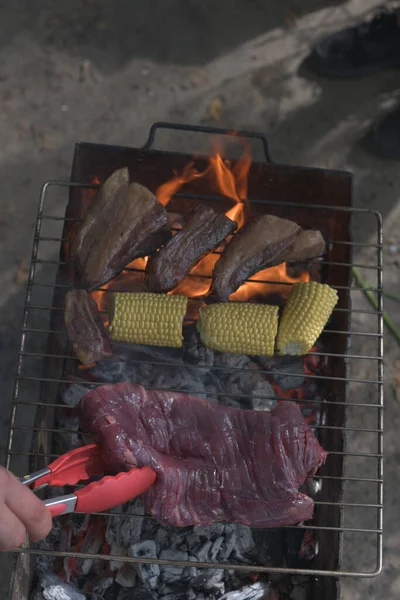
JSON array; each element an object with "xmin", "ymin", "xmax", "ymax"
[
  {"xmin": 0, "ymin": 506, "xmax": 26, "ymax": 551},
  {"xmin": 5, "ymin": 472, "xmax": 52, "ymax": 542}
]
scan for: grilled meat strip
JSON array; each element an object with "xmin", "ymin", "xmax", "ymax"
[
  {"xmin": 213, "ymin": 215, "xmax": 326, "ymax": 301},
  {"xmin": 65, "ymin": 289, "xmax": 111, "ymax": 365},
  {"xmin": 72, "ymin": 168, "xmax": 170, "ymax": 290},
  {"xmin": 213, "ymin": 215, "xmax": 301, "ymax": 301},
  {"xmin": 78, "ymin": 383, "xmax": 327, "ymax": 528},
  {"xmin": 147, "ymin": 205, "xmax": 237, "ymax": 293},
  {"xmin": 283, "ymin": 229, "xmax": 326, "ymax": 262}
]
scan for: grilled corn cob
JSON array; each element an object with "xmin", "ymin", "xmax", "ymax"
[
  {"xmin": 109, "ymin": 292, "xmax": 187, "ymax": 348},
  {"xmin": 277, "ymin": 281, "xmax": 338, "ymax": 356},
  {"xmin": 197, "ymin": 302, "xmax": 279, "ymax": 355}
]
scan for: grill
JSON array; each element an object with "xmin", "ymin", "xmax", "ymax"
[{"xmin": 5, "ymin": 123, "xmax": 383, "ymax": 600}]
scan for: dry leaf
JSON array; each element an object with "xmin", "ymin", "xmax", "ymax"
[
  {"xmin": 205, "ymin": 96, "xmax": 224, "ymax": 121},
  {"xmin": 15, "ymin": 259, "xmax": 29, "ymax": 284}
]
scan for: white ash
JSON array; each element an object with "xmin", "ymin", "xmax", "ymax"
[
  {"xmin": 129, "ymin": 540, "xmax": 160, "ymax": 589},
  {"xmin": 220, "ymin": 581, "xmax": 270, "ymax": 599},
  {"xmin": 36, "ymin": 573, "xmax": 85, "ymax": 600}
]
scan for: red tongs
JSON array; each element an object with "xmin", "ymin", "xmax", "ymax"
[{"xmin": 20, "ymin": 444, "xmax": 156, "ymax": 518}]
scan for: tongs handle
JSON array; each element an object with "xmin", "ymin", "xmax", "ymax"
[{"xmin": 75, "ymin": 467, "xmax": 156, "ymax": 514}]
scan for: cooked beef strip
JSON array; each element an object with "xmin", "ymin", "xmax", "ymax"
[
  {"xmin": 78, "ymin": 383, "xmax": 327, "ymax": 527},
  {"xmin": 72, "ymin": 168, "xmax": 170, "ymax": 290},
  {"xmin": 147, "ymin": 205, "xmax": 237, "ymax": 293},
  {"xmin": 212, "ymin": 215, "xmax": 301, "ymax": 301},
  {"xmin": 283, "ymin": 229, "xmax": 326, "ymax": 263},
  {"xmin": 65, "ymin": 289, "xmax": 111, "ymax": 365}
]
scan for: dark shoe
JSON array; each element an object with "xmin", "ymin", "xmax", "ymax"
[
  {"xmin": 368, "ymin": 105, "xmax": 400, "ymax": 160},
  {"xmin": 309, "ymin": 11, "xmax": 400, "ymax": 78}
]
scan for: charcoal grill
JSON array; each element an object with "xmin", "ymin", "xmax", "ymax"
[{"xmin": 5, "ymin": 123, "xmax": 383, "ymax": 600}]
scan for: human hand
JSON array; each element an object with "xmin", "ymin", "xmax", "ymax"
[{"xmin": 0, "ymin": 466, "xmax": 52, "ymax": 551}]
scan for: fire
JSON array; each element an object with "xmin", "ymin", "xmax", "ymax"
[
  {"xmin": 156, "ymin": 143, "xmax": 251, "ymax": 228},
  {"xmin": 230, "ymin": 263, "xmax": 310, "ymax": 302}
]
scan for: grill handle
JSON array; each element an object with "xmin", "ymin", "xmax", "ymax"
[{"xmin": 142, "ymin": 121, "xmax": 273, "ymax": 163}]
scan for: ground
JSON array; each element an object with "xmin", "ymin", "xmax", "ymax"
[{"xmin": 0, "ymin": 0, "xmax": 399, "ymax": 598}]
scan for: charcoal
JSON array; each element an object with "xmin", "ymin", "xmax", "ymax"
[
  {"xmin": 92, "ymin": 577, "xmax": 114, "ymax": 596},
  {"xmin": 219, "ymin": 581, "xmax": 270, "ymax": 599},
  {"xmin": 39, "ymin": 573, "xmax": 85, "ymax": 600},
  {"xmin": 30, "ymin": 590, "xmax": 46, "ymax": 600},
  {"xmin": 159, "ymin": 549, "xmax": 188, "ymax": 583},
  {"xmin": 55, "ymin": 415, "xmax": 80, "ymax": 453},
  {"xmin": 63, "ymin": 383, "xmax": 89, "ymax": 407},
  {"xmin": 233, "ymin": 526, "xmax": 256, "ymax": 558},
  {"xmin": 193, "ymin": 540, "xmax": 212, "ymax": 562},
  {"xmin": 115, "ymin": 563, "xmax": 137, "ymax": 587},
  {"xmin": 109, "ymin": 543, "xmax": 127, "ymax": 571},
  {"xmin": 106, "ymin": 499, "xmax": 144, "ymax": 547},
  {"xmin": 129, "ymin": 540, "xmax": 160, "ymax": 589},
  {"xmin": 117, "ymin": 585, "xmax": 157, "ymax": 600}
]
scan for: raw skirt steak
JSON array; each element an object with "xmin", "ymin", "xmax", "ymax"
[{"xmin": 78, "ymin": 383, "xmax": 327, "ymax": 528}]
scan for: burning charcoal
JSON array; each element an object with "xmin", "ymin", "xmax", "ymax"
[
  {"xmin": 269, "ymin": 357, "xmax": 305, "ymax": 391},
  {"xmin": 73, "ymin": 169, "xmax": 170, "ymax": 290},
  {"xmin": 75, "ymin": 517, "xmax": 106, "ymax": 575},
  {"xmin": 147, "ymin": 205, "xmax": 237, "ymax": 293},
  {"xmin": 215, "ymin": 354, "xmax": 277, "ymax": 411},
  {"xmin": 115, "ymin": 563, "xmax": 137, "ymax": 587},
  {"xmin": 184, "ymin": 326, "xmax": 215, "ymax": 366},
  {"xmin": 65, "ymin": 289, "xmax": 111, "ymax": 365},
  {"xmin": 219, "ymin": 581, "xmax": 270, "ymax": 599},
  {"xmin": 39, "ymin": 573, "xmax": 85, "ymax": 600},
  {"xmin": 129, "ymin": 540, "xmax": 160, "ymax": 589}
]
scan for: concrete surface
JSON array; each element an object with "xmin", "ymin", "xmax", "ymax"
[{"xmin": 0, "ymin": 0, "xmax": 399, "ymax": 598}]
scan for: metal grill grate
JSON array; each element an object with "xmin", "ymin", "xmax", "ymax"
[{"xmin": 5, "ymin": 179, "xmax": 383, "ymax": 584}]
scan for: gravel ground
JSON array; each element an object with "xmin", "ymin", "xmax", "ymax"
[{"xmin": 0, "ymin": 0, "xmax": 399, "ymax": 598}]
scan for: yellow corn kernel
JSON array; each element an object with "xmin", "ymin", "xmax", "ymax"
[
  {"xmin": 197, "ymin": 302, "xmax": 279, "ymax": 356},
  {"xmin": 109, "ymin": 292, "xmax": 187, "ymax": 348},
  {"xmin": 277, "ymin": 281, "xmax": 338, "ymax": 356}
]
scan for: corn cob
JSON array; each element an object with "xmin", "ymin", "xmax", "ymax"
[
  {"xmin": 109, "ymin": 292, "xmax": 187, "ymax": 348},
  {"xmin": 197, "ymin": 302, "xmax": 279, "ymax": 356},
  {"xmin": 277, "ymin": 281, "xmax": 338, "ymax": 356}
]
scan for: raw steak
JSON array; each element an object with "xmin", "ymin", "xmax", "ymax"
[{"xmin": 78, "ymin": 383, "xmax": 327, "ymax": 528}]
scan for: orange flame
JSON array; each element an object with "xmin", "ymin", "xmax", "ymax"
[
  {"xmin": 230, "ymin": 263, "xmax": 310, "ymax": 302},
  {"xmin": 156, "ymin": 143, "xmax": 251, "ymax": 228}
]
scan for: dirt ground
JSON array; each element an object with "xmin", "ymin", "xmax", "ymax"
[{"xmin": 0, "ymin": 0, "xmax": 399, "ymax": 598}]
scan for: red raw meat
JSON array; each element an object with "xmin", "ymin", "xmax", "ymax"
[{"xmin": 78, "ymin": 383, "xmax": 327, "ymax": 528}]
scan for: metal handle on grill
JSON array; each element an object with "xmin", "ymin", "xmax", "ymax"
[{"xmin": 142, "ymin": 121, "xmax": 273, "ymax": 163}]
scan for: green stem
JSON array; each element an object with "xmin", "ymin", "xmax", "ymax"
[
  {"xmin": 383, "ymin": 290, "xmax": 400, "ymax": 303},
  {"xmin": 352, "ymin": 267, "xmax": 400, "ymax": 344}
]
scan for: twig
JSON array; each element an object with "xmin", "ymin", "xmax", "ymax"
[{"xmin": 352, "ymin": 267, "xmax": 400, "ymax": 344}]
